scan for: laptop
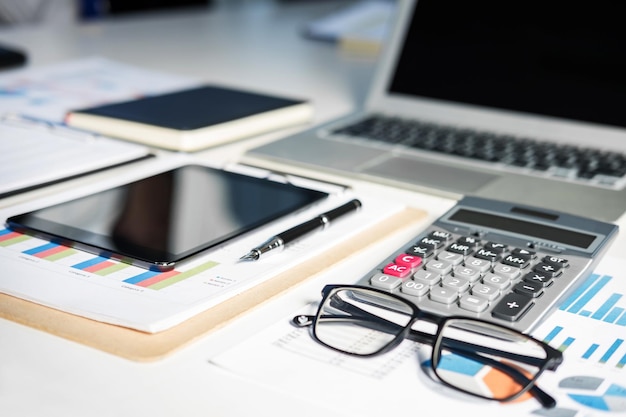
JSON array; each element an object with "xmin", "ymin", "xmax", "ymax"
[{"xmin": 245, "ymin": 0, "xmax": 626, "ymax": 222}]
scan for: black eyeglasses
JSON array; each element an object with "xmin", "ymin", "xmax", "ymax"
[{"xmin": 293, "ymin": 285, "xmax": 563, "ymax": 408}]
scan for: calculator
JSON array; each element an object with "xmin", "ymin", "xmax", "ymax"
[{"xmin": 355, "ymin": 196, "xmax": 619, "ymax": 332}]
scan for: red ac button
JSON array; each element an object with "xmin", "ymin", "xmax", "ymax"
[{"xmin": 383, "ymin": 262, "xmax": 413, "ymax": 278}]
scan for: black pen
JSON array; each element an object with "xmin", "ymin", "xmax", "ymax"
[{"xmin": 239, "ymin": 199, "xmax": 362, "ymax": 262}]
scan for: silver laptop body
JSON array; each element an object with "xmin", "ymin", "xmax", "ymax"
[{"xmin": 246, "ymin": 0, "xmax": 626, "ymax": 222}]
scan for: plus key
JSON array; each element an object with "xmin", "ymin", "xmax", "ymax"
[{"xmin": 491, "ymin": 292, "xmax": 533, "ymax": 322}]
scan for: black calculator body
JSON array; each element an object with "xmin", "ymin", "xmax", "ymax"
[{"xmin": 355, "ymin": 196, "xmax": 618, "ymax": 332}]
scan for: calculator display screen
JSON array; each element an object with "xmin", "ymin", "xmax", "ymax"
[{"xmin": 448, "ymin": 209, "xmax": 596, "ymax": 249}]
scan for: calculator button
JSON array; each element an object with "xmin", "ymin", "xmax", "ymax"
[
  {"xmin": 457, "ymin": 236, "xmax": 481, "ymax": 247},
  {"xmin": 406, "ymin": 244, "xmax": 435, "ymax": 258},
  {"xmin": 427, "ymin": 230, "xmax": 453, "ymax": 242},
  {"xmin": 492, "ymin": 292, "xmax": 533, "ymax": 322},
  {"xmin": 447, "ymin": 242, "xmax": 474, "ymax": 256},
  {"xmin": 419, "ymin": 236, "xmax": 444, "ymax": 249},
  {"xmin": 442, "ymin": 275, "xmax": 471, "ymax": 292},
  {"xmin": 424, "ymin": 259, "xmax": 453, "ymax": 275},
  {"xmin": 471, "ymin": 283, "xmax": 500, "ymax": 301},
  {"xmin": 401, "ymin": 280, "xmax": 429, "ymax": 297},
  {"xmin": 475, "ymin": 248, "xmax": 501, "ymax": 262},
  {"xmin": 383, "ymin": 263, "xmax": 413, "ymax": 278},
  {"xmin": 484, "ymin": 242, "xmax": 508, "ymax": 253},
  {"xmin": 370, "ymin": 273, "xmax": 402, "ymax": 290},
  {"xmin": 395, "ymin": 254, "xmax": 423, "ymax": 269},
  {"xmin": 522, "ymin": 271, "xmax": 553, "ymax": 287},
  {"xmin": 437, "ymin": 251, "xmax": 464, "ymax": 265},
  {"xmin": 430, "ymin": 287, "xmax": 458, "ymax": 304},
  {"xmin": 483, "ymin": 273, "xmax": 510, "ymax": 290},
  {"xmin": 501, "ymin": 253, "xmax": 532, "ymax": 268},
  {"xmin": 533, "ymin": 262, "xmax": 562, "ymax": 278},
  {"xmin": 459, "ymin": 294, "xmax": 489, "ymax": 313},
  {"xmin": 492, "ymin": 263, "xmax": 521, "ymax": 280},
  {"xmin": 452, "ymin": 265, "xmax": 481, "ymax": 282},
  {"xmin": 464, "ymin": 257, "xmax": 492, "ymax": 273},
  {"xmin": 513, "ymin": 281, "xmax": 544, "ymax": 298},
  {"xmin": 412, "ymin": 269, "xmax": 441, "ymax": 285},
  {"xmin": 511, "ymin": 248, "xmax": 536, "ymax": 258},
  {"xmin": 542, "ymin": 256, "xmax": 569, "ymax": 268}
]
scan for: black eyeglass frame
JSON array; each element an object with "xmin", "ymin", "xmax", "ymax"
[{"xmin": 293, "ymin": 284, "xmax": 563, "ymax": 408}]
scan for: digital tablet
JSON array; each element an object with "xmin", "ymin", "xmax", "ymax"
[{"xmin": 7, "ymin": 164, "xmax": 329, "ymax": 271}]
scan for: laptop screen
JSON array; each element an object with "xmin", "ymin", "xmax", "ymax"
[{"xmin": 389, "ymin": 0, "xmax": 626, "ymax": 129}]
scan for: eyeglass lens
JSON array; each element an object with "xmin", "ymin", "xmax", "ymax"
[
  {"xmin": 314, "ymin": 287, "xmax": 413, "ymax": 355},
  {"xmin": 433, "ymin": 318, "xmax": 548, "ymax": 400},
  {"xmin": 314, "ymin": 287, "xmax": 549, "ymax": 401}
]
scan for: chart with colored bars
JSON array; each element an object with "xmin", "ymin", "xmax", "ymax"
[
  {"xmin": 560, "ymin": 273, "xmax": 626, "ymax": 326},
  {"xmin": 539, "ymin": 272, "xmax": 626, "ymax": 369},
  {"xmin": 0, "ymin": 228, "xmax": 218, "ymax": 291},
  {"xmin": 530, "ymin": 258, "xmax": 626, "ymax": 415}
]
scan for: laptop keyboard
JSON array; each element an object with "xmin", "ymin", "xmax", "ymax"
[{"xmin": 332, "ymin": 115, "xmax": 626, "ymax": 187}]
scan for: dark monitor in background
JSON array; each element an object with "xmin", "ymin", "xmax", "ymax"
[{"xmin": 80, "ymin": 0, "xmax": 213, "ymax": 19}]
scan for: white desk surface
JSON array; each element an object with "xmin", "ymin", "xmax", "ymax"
[{"xmin": 1, "ymin": 2, "xmax": 624, "ymax": 417}]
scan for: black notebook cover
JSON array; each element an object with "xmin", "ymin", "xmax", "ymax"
[
  {"xmin": 66, "ymin": 84, "xmax": 312, "ymax": 151},
  {"xmin": 73, "ymin": 85, "xmax": 306, "ymax": 130}
]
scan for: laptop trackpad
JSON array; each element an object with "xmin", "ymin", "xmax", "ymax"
[{"xmin": 363, "ymin": 156, "xmax": 497, "ymax": 194}]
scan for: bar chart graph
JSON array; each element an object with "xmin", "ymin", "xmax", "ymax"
[
  {"xmin": 534, "ymin": 264, "xmax": 626, "ymax": 373},
  {"xmin": 0, "ymin": 228, "xmax": 218, "ymax": 291},
  {"xmin": 542, "ymin": 325, "xmax": 625, "ymax": 369},
  {"xmin": 559, "ymin": 273, "xmax": 626, "ymax": 326}
]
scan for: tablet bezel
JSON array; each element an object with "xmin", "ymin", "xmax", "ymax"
[{"xmin": 6, "ymin": 164, "xmax": 329, "ymax": 271}]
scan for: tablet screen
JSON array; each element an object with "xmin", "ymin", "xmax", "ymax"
[{"xmin": 7, "ymin": 165, "xmax": 328, "ymax": 270}]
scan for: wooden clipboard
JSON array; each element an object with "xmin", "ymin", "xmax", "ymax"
[{"xmin": 0, "ymin": 207, "xmax": 426, "ymax": 362}]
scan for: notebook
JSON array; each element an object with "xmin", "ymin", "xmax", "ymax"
[
  {"xmin": 66, "ymin": 85, "xmax": 313, "ymax": 152},
  {"xmin": 246, "ymin": 0, "xmax": 626, "ymax": 222}
]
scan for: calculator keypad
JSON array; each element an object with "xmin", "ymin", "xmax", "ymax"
[{"xmin": 358, "ymin": 228, "xmax": 573, "ymax": 329}]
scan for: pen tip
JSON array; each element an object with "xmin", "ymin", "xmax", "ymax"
[{"xmin": 239, "ymin": 251, "xmax": 259, "ymax": 262}]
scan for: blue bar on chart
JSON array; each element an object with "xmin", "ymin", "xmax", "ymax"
[
  {"xmin": 542, "ymin": 326, "xmax": 575, "ymax": 352},
  {"xmin": 559, "ymin": 274, "xmax": 626, "ymax": 326},
  {"xmin": 0, "ymin": 228, "xmax": 220, "ymax": 291},
  {"xmin": 583, "ymin": 344, "xmax": 599, "ymax": 359},
  {"xmin": 599, "ymin": 339, "xmax": 624, "ymax": 364},
  {"xmin": 591, "ymin": 293, "xmax": 623, "ymax": 320},
  {"xmin": 559, "ymin": 337, "xmax": 575, "ymax": 352},
  {"xmin": 543, "ymin": 326, "xmax": 563, "ymax": 344}
]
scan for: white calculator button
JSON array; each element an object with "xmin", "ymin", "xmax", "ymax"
[
  {"xmin": 452, "ymin": 265, "xmax": 481, "ymax": 282},
  {"xmin": 436, "ymin": 251, "xmax": 463, "ymax": 265},
  {"xmin": 412, "ymin": 269, "xmax": 440, "ymax": 285},
  {"xmin": 429, "ymin": 287, "xmax": 458, "ymax": 304},
  {"xmin": 401, "ymin": 280, "xmax": 429, "ymax": 297},
  {"xmin": 464, "ymin": 257, "xmax": 492, "ymax": 273},
  {"xmin": 471, "ymin": 283, "xmax": 500, "ymax": 301},
  {"xmin": 442, "ymin": 275, "xmax": 471, "ymax": 292},
  {"xmin": 370, "ymin": 273, "xmax": 402, "ymax": 290},
  {"xmin": 459, "ymin": 294, "xmax": 489, "ymax": 313},
  {"xmin": 482, "ymin": 273, "xmax": 510, "ymax": 290},
  {"xmin": 425, "ymin": 259, "xmax": 453, "ymax": 275},
  {"xmin": 493, "ymin": 263, "xmax": 521, "ymax": 280}
]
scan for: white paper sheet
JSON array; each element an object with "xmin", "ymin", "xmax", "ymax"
[
  {"xmin": 210, "ymin": 256, "xmax": 626, "ymax": 417},
  {"xmin": 0, "ymin": 57, "xmax": 196, "ymax": 123},
  {"xmin": 0, "ymin": 57, "xmax": 198, "ymax": 197},
  {"xmin": 0, "ymin": 163, "xmax": 407, "ymax": 333}
]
